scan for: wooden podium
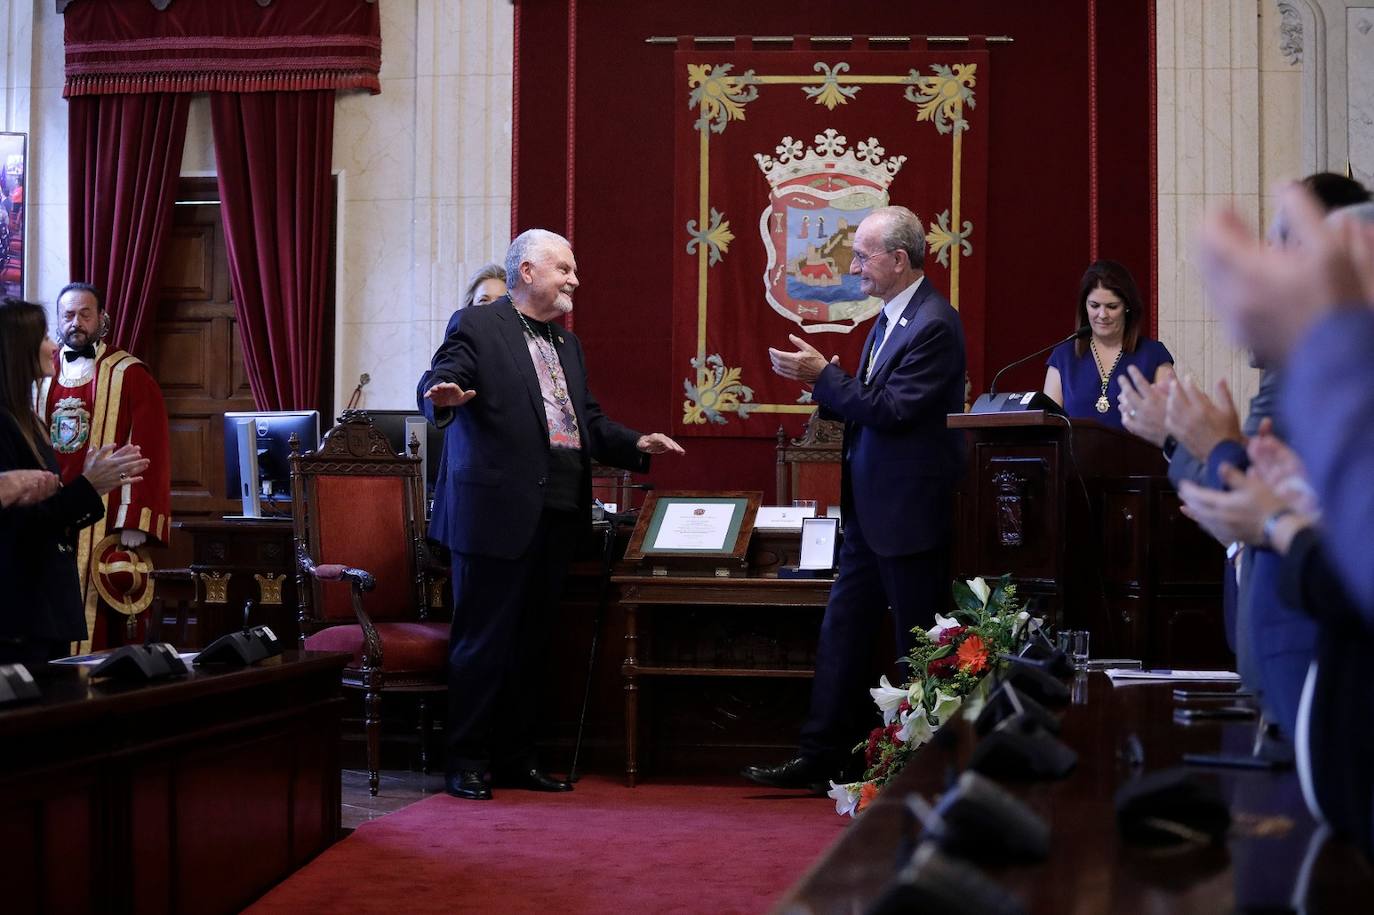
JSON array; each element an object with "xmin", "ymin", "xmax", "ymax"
[{"xmin": 949, "ymin": 411, "xmax": 1230, "ymax": 667}]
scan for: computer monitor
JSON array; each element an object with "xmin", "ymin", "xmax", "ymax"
[
  {"xmin": 223, "ymin": 411, "xmax": 321, "ymax": 517},
  {"xmin": 365, "ymin": 409, "xmax": 444, "ymax": 495}
]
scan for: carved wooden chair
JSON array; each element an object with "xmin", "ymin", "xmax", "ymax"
[
  {"xmin": 775, "ymin": 412, "xmax": 843, "ymax": 512},
  {"xmin": 290, "ymin": 411, "xmax": 448, "ymax": 796}
]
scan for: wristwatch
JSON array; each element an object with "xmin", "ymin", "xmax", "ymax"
[
  {"xmin": 1162, "ymin": 435, "xmax": 1179, "ymax": 461},
  {"xmin": 1260, "ymin": 507, "xmax": 1296, "ymax": 551}
]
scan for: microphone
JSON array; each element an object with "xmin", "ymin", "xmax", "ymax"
[{"xmin": 989, "ymin": 326, "xmax": 1090, "ymax": 396}]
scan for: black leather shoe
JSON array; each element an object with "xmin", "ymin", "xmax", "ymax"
[
  {"xmin": 741, "ymin": 756, "xmax": 834, "ymax": 794},
  {"xmin": 445, "ymin": 769, "xmax": 492, "ymax": 800},
  {"xmin": 493, "ymin": 768, "xmax": 574, "ymax": 792}
]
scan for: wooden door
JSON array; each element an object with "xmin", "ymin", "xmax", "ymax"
[{"xmin": 145, "ymin": 178, "xmax": 254, "ymax": 526}]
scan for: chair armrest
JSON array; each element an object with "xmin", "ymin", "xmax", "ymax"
[
  {"xmin": 311, "ymin": 562, "xmax": 377, "ymax": 593},
  {"xmin": 297, "ymin": 545, "xmax": 384, "ymax": 670}
]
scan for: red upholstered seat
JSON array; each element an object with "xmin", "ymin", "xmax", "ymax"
[
  {"xmin": 304, "ymin": 621, "xmax": 448, "ymax": 675},
  {"xmin": 291, "ymin": 412, "xmax": 449, "ymax": 796}
]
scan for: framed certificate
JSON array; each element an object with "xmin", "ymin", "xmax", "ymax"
[
  {"xmin": 798, "ymin": 517, "xmax": 839, "ymax": 570},
  {"xmin": 624, "ymin": 490, "xmax": 761, "ymax": 562}
]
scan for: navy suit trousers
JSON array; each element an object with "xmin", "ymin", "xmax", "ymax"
[
  {"xmin": 445, "ymin": 508, "xmax": 581, "ymax": 773},
  {"xmin": 799, "ymin": 510, "xmax": 948, "ymax": 766}
]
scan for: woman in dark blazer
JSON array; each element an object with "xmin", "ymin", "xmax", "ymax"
[{"xmin": 0, "ymin": 297, "xmax": 148, "ymax": 665}]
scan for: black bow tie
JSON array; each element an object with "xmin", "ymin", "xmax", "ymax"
[{"xmin": 64, "ymin": 344, "xmax": 96, "ymax": 361}]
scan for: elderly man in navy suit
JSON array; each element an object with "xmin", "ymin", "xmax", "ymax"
[
  {"xmin": 419, "ymin": 229, "xmax": 683, "ymax": 800},
  {"xmin": 745, "ymin": 205, "xmax": 967, "ymax": 791}
]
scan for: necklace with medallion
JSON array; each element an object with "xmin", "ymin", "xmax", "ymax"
[
  {"xmin": 1089, "ymin": 339, "xmax": 1123, "ymax": 414},
  {"xmin": 516, "ymin": 311, "xmax": 570, "ymax": 405}
]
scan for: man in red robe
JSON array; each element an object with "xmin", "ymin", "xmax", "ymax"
[{"xmin": 37, "ymin": 282, "xmax": 171, "ymax": 651}]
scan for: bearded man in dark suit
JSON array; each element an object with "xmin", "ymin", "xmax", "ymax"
[{"xmin": 419, "ymin": 228, "xmax": 683, "ymax": 800}]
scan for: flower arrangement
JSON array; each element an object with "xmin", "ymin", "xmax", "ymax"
[{"xmin": 828, "ymin": 574, "xmax": 1033, "ymax": 817}]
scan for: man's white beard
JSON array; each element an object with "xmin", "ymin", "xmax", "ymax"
[{"xmin": 553, "ymin": 292, "xmax": 574, "ymax": 315}]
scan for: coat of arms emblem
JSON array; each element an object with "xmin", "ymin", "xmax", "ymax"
[
  {"xmin": 755, "ymin": 129, "xmax": 907, "ymax": 333},
  {"xmin": 50, "ymin": 396, "xmax": 92, "ymax": 454}
]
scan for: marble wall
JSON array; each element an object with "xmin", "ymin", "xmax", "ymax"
[
  {"xmin": 1155, "ymin": 0, "xmax": 1303, "ymax": 412},
  {"xmin": 2, "ymin": 0, "xmax": 514, "ymax": 417}
]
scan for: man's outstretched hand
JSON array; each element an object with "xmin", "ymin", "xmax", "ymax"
[
  {"xmin": 425, "ymin": 381, "xmax": 477, "ymax": 408},
  {"xmin": 636, "ymin": 433, "xmax": 685, "ymax": 455}
]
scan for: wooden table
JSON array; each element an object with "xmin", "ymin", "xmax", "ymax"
[
  {"xmin": 613, "ymin": 573, "xmax": 832, "ymax": 785},
  {"xmin": 0, "ymin": 650, "xmax": 348, "ymax": 915},
  {"xmin": 775, "ymin": 672, "xmax": 1374, "ymax": 913}
]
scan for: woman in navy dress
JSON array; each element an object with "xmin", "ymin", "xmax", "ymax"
[{"xmin": 1043, "ymin": 260, "xmax": 1174, "ymax": 430}]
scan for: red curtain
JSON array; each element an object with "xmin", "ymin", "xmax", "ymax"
[
  {"xmin": 67, "ymin": 92, "xmax": 190, "ymax": 357},
  {"xmin": 210, "ymin": 91, "xmax": 334, "ymax": 411}
]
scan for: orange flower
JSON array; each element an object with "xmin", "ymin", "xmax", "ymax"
[
  {"xmin": 956, "ymin": 634, "xmax": 988, "ymax": 674},
  {"xmin": 858, "ymin": 781, "xmax": 880, "ymax": 812}
]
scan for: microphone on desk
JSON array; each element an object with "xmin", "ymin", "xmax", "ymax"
[{"xmin": 968, "ymin": 327, "xmax": 1089, "ymax": 415}]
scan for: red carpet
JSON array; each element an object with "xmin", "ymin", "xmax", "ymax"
[{"xmin": 247, "ymin": 775, "xmax": 848, "ymax": 914}]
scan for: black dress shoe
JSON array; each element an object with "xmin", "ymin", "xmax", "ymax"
[
  {"xmin": 741, "ymin": 756, "xmax": 834, "ymax": 794},
  {"xmin": 445, "ymin": 769, "xmax": 492, "ymax": 800},
  {"xmin": 493, "ymin": 768, "xmax": 574, "ymax": 792}
]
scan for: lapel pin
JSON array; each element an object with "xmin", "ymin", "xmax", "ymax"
[
  {"xmin": 557, "ymin": 336, "xmax": 565, "ymax": 343},
  {"xmin": 898, "ymin": 317, "xmax": 909, "ymax": 327}
]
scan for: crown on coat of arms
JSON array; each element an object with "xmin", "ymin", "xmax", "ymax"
[{"xmin": 755, "ymin": 129, "xmax": 906, "ymax": 191}]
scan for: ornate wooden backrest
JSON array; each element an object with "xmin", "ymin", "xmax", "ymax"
[
  {"xmin": 775, "ymin": 412, "xmax": 843, "ymax": 511},
  {"xmin": 290, "ymin": 411, "xmax": 427, "ymax": 631}
]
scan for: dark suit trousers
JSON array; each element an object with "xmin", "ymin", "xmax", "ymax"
[
  {"xmin": 799, "ymin": 510, "xmax": 947, "ymax": 766},
  {"xmin": 446, "ymin": 508, "xmax": 580, "ymax": 773}
]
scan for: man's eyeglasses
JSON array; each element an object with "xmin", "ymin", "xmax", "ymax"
[{"xmin": 852, "ymin": 248, "xmax": 894, "ymax": 268}]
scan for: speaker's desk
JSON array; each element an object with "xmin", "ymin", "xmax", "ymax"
[
  {"xmin": 0, "ymin": 650, "xmax": 348, "ymax": 915},
  {"xmin": 774, "ymin": 672, "xmax": 1374, "ymax": 914}
]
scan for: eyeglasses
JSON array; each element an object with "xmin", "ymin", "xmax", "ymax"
[{"xmin": 851, "ymin": 248, "xmax": 894, "ymax": 269}]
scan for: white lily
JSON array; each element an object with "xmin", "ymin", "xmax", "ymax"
[
  {"xmin": 1012, "ymin": 610, "xmax": 1045, "ymax": 639},
  {"xmin": 870, "ymin": 675, "xmax": 909, "ymax": 725},
  {"xmin": 967, "ymin": 577, "xmax": 991, "ymax": 608},
  {"xmin": 896, "ymin": 707, "xmax": 935, "ymax": 746},
  {"xmin": 926, "ymin": 613, "xmax": 962, "ymax": 641},
  {"xmin": 930, "ymin": 690, "xmax": 963, "ymax": 723},
  {"xmin": 828, "ymin": 780, "xmax": 861, "ymax": 817}
]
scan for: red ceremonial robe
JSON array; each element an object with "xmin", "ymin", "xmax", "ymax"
[{"xmin": 37, "ymin": 342, "xmax": 171, "ymax": 650}]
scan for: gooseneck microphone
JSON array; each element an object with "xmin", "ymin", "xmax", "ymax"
[{"xmin": 989, "ymin": 326, "xmax": 1091, "ymax": 396}]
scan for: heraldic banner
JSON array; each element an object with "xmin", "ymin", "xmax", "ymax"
[{"xmin": 672, "ymin": 48, "xmax": 990, "ymax": 437}]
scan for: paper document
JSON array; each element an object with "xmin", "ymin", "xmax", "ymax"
[
  {"xmin": 51, "ymin": 651, "xmax": 200, "ymax": 667},
  {"xmin": 652, "ymin": 502, "xmax": 738, "ymax": 551},
  {"xmin": 754, "ymin": 505, "xmax": 815, "ymax": 530},
  {"xmin": 1104, "ymin": 668, "xmax": 1241, "ymax": 686}
]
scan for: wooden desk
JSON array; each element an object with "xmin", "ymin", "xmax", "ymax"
[
  {"xmin": 775, "ymin": 673, "xmax": 1374, "ymax": 913},
  {"xmin": 613, "ymin": 572, "xmax": 832, "ymax": 786},
  {"xmin": 0, "ymin": 650, "xmax": 348, "ymax": 915}
]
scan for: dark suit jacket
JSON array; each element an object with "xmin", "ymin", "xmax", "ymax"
[
  {"xmin": 417, "ymin": 298, "xmax": 647, "ymax": 560},
  {"xmin": 0, "ymin": 410, "xmax": 104, "ymax": 643},
  {"xmin": 811, "ymin": 277, "xmax": 966, "ymax": 556}
]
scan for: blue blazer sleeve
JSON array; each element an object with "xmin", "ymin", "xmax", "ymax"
[{"xmin": 1283, "ymin": 310, "xmax": 1374, "ymax": 617}]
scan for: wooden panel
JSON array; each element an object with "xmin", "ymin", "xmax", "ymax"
[
  {"xmin": 149, "ymin": 321, "xmax": 212, "ymax": 392},
  {"xmin": 158, "ymin": 225, "xmax": 214, "ymax": 300},
  {"xmin": 974, "ymin": 447, "xmax": 1057, "ymax": 579},
  {"xmin": 174, "ymin": 736, "xmax": 294, "ymax": 914},
  {"xmin": 1151, "ymin": 594, "xmax": 1233, "ymax": 670},
  {"xmin": 1100, "ymin": 485, "xmax": 1146, "ymax": 588},
  {"xmin": 130, "ymin": 764, "xmax": 173, "ymax": 915},
  {"xmin": 168, "ymin": 414, "xmax": 214, "ymax": 493},
  {"xmin": 1152, "ymin": 488, "xmax": 1226, "ymax": 588}
]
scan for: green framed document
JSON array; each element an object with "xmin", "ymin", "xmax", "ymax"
[{"xmin": 624, "ymin": 490, "xmax": 761, "ymax": 575}]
